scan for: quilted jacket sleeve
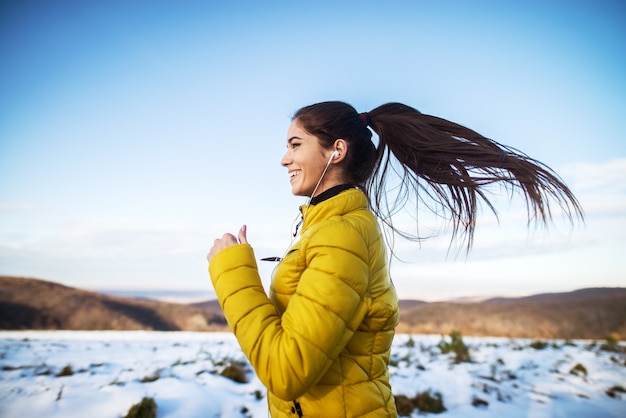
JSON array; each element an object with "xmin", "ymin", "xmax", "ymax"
[{"xmin": 208, "ymin": 221, "xmax": 370, "ymax": 401}]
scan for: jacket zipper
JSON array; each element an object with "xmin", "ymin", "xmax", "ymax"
[{"xmin": 292, "ymin": 400, "xmax": 303, "ymax": 417}]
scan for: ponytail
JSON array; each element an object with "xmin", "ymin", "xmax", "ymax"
[{"xmin": 293, "ymin": 101, "xmax": 584, "ymax": 251}]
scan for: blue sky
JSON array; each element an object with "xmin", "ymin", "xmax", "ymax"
[{"xmin": 1, "ymin": 0, "xmax": 625, "ymax": 301}]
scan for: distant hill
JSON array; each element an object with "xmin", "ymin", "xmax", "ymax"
[
  {"xmin": 398, "ymin": 299, "xmax": 429, "ymax": 311},
  {"xmin": 485, "ymin": 287, "xmax": 626, "ymax": 303},
  {"xmin": 1, "ymin": 276, "xmax": 625, "ymax": 339},
  {"xmin": 0, "ymin": 276, "xmax": 227, "ymax": 331},
  {"xmin": 398, "ymin": 287, "xmax": 626, "ymax": 339}
]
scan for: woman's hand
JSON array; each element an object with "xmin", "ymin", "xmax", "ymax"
[{"xmin": 207, "ymin": 225, "xmax": 248, "ymax": 262}]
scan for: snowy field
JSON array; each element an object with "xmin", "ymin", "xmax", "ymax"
[{"xmin": 0, "ymin": 331, "xmax": 624, "ymax": 418}]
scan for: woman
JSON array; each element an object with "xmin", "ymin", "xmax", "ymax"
[{"xmin": 207, "ymin": 101, "xmax": 583, "ymax": 417}]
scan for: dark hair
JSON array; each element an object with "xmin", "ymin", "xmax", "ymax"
[
  {"xmin": 293, "ymin": 101, "xmax": 377, "ymax": 187},
  {"xmin": 293, "ymin": 101, "xmax": 583, "ymax": 250}
]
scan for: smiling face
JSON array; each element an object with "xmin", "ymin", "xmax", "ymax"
[{"xmin": 281, "ymin": 120, "xmax": 343, "ymax": 197}]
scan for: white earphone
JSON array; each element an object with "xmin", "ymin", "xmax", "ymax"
[{"xmin": 262, "ymin": 149, "xmax": 342, "ymax": 263}]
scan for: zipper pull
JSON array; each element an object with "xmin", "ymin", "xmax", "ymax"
[
  {"xmin": 292, "ymin": 216, "xmax": 303, "ymax": 237},
  {"xmin": 292, "ymin": 400, "xmax": 303, "ymax": 417},
  {"xmin": 260, "ymin": 256, "xmax": 282, "ymax": 262}
]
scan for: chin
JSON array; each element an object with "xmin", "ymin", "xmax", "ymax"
[{"xmin": 290, "ymin": 186, "xmax": 312, "ymax": 197}]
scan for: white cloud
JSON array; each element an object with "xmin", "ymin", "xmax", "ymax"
[
  {"xmin": 0, "ymin": 202, "xmax": 38, "ymax": 212},
  {"xmin": 559, "ymin": 158, "xmax": 626, "ymax": 192}
]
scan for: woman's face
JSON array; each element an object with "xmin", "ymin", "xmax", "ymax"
[{"xmin": 281, "ymin": 120, "xmax": 337, "ymax": 197}]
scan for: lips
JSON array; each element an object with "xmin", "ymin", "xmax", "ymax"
[{"xmin": 289, "ymin": 170, "xmax": 302, "ymax": 181}]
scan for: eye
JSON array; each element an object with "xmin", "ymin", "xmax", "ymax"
[{"xmin": 290, "ymin": 142, "xmax": 301, "ymax": 149}]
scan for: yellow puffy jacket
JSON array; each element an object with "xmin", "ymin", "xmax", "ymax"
[{"xmin": 209, "ymin": 187, "xmax": 399, "ymax": 417}]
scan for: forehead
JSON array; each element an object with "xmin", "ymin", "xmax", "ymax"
[{"xmin": 286, "ymin": 120, "xmax": 314, "ymax": 143}]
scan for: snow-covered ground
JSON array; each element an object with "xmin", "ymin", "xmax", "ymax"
[{"xmin": 0, "ymin": 331, "xmax": 624, "ymax": 418}]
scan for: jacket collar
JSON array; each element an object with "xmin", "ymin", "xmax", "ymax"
[
  {"xmin": 309, "ymin": 184, "xmax": 357, "ymax": 206},
  {"xmin": 300, "ymin": 187, "xmax": 367, "ymax": 233}
]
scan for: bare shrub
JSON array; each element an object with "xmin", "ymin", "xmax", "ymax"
[
  {"xmin": 606, "ymin": 385, "xmax": 626, "ymax": 399},
  {"xmin": 140, "ymin": 370, "xmax": 160, "ymax": 383},
  {"xmin": 220, "ymin": 360, "xmax": 249, "ymax": 384},
  {"xmin": 56, "ymin": 365, "xmax": 74, "ymax": 377}
]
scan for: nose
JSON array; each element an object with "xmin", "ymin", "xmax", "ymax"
[{"xmin": 281, "ymin": 150, "xmax": 291, "ymax": 167}]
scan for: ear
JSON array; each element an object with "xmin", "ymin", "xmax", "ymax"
[{"xmin": 331, "ymin": 139, "xmax": 348, "ymax": 164}]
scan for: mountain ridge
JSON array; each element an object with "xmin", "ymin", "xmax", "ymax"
[
  {"xmin": 1, "ymin": 276, "xmax": 624, "ymax": 339},
  {"xmin": 0, "ymin": 276, "xmax": 226, "ymax": 332}
]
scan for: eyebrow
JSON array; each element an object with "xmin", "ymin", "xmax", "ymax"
[{"xmin": 287, "ymin": 136, "xmax": 303, "ymax": 145}]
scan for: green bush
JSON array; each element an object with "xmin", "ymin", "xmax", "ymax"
[
  {"xmin": 124, "ymin": 397, "xmax": 157, "ymax": 418},
  {"xmin": 600, "ymin": 334, "xmax": 623, "ymax": 353},
  {"xmin": 569, "ymin": 363, "xmax": 588, "ymax": 377},
  {"xmin": 414, "ymin": 390, "xmax": 446, "ymax": 413},
  {"xmin": 405, "ymin": 336, "xmax": 415, "ymax": 348},
  {"xmin": 438, "ymin": 331, "xmax": 471, "ymax": 363},
  {"xmin": 394, "ymin": 390, "xmax": 446, "ymax": 416},
  {"xmin": 529, "ymin": 340, "xmax": 548, "ymax": 350}
]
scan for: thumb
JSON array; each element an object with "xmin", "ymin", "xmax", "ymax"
[{"xmin": 238, "ymin": 224, "xmax": 248, "ymax": 244}]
